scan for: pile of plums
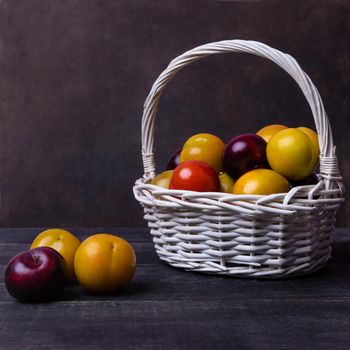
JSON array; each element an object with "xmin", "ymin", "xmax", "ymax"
[{"xmin": 151, "ymin": 124, "xmax": 319, "ymax": 195}]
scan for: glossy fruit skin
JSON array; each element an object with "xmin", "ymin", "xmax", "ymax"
[
  {"xmin": 180, "ymin": 133, "xmax": 225, "ymax": 172},
  {"xmin": 166, "ymin": 149, "xmax": 182, "ymax": 170},
  {"xmin": 297, "ymin": 127, "xmax": 320, "ymax": 168},
  {"xmin": 31, "ymin": 228, "xmax": 81, "ymax": 280},
  {"xmin": 223, "ymin": 134, "xmax": 268, "ymax": 179},
  {"xmin": 219, "ymin": 172, "xmax": 235, "ymax": 193},
  {"xmin": 74, "ymin": 234, "xmax": 136, "ymax": 294},
  {"xmin": 169, "ymin": 160, "xmax": 219, "ymax": 192},
  {"xmin": 256, "ymin": 124, "xmax": 288, "ymax": 143},
  {"xmin": 290, "ymin": 172, "xmax": 318, "ymax": 187},
  {"xmin": 267, "ymin": 128, "xmax": 317, "ymax": 181},
  {"xmin": 232, "ymin": 169, "xmax": 290, "ymax": 195},
  {"xmin": 151, "ymin": 170, "xmax": 174, "ymax": 189},
  {"xmin": 5, "ymin": 247, "xmax": 67, "ymax": 303}
]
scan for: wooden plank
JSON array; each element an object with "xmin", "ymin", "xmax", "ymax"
[
  {"xmin": 0, "ymin": 227, "xmax": 346, "ymax": 244},
  {"xmin": 0, "ymin": 242, "xmax": 159, "ymax": 266},
  {"xmin": 1, "ymin": 229, "xmax": 350, "ymax": 303},
  {"xmin": 2, "ymin": 259, "xmax": 350, "ymax": 303},
  {"xmin": 0, "ymin": 299, "xmax": 349, "ymax": 350},
  {"xmin": 1, "ymin": 229, "xmax": 349, "ymax": 272},
  {"xmin": 0, "ymin": 228, "xmax": 348, "ymax": 265},
  {"xmin": 0, "ymin": 228, "xmax": 151, "ymax": 243}
]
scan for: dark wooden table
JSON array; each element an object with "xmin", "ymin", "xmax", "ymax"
[{"xmin": 1, "ymin": 228, "xmax": 350, "ymax": 350}]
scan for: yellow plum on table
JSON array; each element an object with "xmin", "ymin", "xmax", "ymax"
[
  {"xmin": 31, "ymin": 228, "xmax": 81, "ymax": 280},
  {"xmin": 74, "ymin": 234, "xmax": 136, "ymax": 294}
]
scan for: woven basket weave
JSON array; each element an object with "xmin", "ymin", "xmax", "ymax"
[{"xmin": 133, "ymin": 40, "xmax": 344, "ymax": 278}]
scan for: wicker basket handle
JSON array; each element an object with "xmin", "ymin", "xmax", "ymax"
[{"xmin": 141, "ymin": 39, "xmax": 340, "ymax": 185}]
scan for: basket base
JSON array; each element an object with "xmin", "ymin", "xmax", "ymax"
[
  {"xmin": 155, "ymin": 249, "xmax": 331, "ymax": 279},
  {"xmin": 159, "ymin": 256, "xmax": 330, "ymax": 279}
]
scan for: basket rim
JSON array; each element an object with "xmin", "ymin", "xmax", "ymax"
[{"xmin": 134, "ymin": 176, "xmax": 344, "ymax": 216}]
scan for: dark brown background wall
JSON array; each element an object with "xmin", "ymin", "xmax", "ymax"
[{"xmin": 0, "ymin": 0, "xmax": 349, "ymax": 227}]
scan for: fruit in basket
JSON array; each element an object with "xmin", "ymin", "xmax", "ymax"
[
  {"xmin": 169, "ymin": 160, "xmax": 219, "ymax": 192},
  {"xmin": 180, "ymin": 133, "xmax": 225, "ymax": 172},
  {"xmin": 267, "ymin": 128, "xmax": 319, "ymax": 180},
  {"xmin": 74, "ymin": 234, "xmax": 136, "ymax": 294},
  {"xmin": 297, "ymin": 127, "xmax": 320, "ymax": 167},
  {"xmin": 219, "ymin": 172, "xmax": 235, "ymax": 193},
  {"xmin": 223, "ymin": 134, "xmax": 268, "ymax": 179},
  {"xmin": 151, "ymin": 170, "xmax": 174, "ymax": 189},
  {"xmin": 256, "ymin": 124, "xmax": 287, "ymax": 143},
  {"xmin": 31, "ymin": 228, "xmax": 81, "ymax": 280},
  {"xmin": 5, "ymin": 247, "xmax": 67, "ymax": 302},
  {"xmin": 166, "ymin": 149, "xmax": 182, "ymax": 170},
  {"xmin": 232, "ymin": 169, "xmax": 290, "ymax": 195}
]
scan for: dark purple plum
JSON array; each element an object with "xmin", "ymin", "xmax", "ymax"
[
  {"xmin": 5, "ymin": 247, "xmax": 67, "ymax": 303},
  {"xmin": 290, "ymin": 172, "xmax": 319, "ymax": 187},
  {"xmin": 166, "ymin": 148, "xmax": 182, "ymax": 170},
  {"xmin": 223, "ymin": 134, "xmax": 268, "ymax": 179}
]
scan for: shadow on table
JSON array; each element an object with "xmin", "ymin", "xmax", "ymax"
[{"xmin": 61, "ymin": 280, "xmax": 150, "ymax": 301}]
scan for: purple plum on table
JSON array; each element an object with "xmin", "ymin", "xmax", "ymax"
[{"xmin": 5, "ymin": 247, "xmax": 67, "ymax": 303}]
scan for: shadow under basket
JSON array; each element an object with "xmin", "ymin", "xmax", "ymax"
[{"xmin": 133, "ymin": 39, "xmax": 344, "ymax": 278}]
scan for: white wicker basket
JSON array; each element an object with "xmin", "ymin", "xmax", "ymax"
[{"xmin": 133, "ymin": 39, "xmax": 344, "ymax": 278}]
